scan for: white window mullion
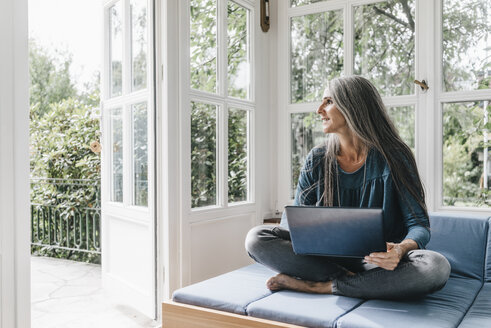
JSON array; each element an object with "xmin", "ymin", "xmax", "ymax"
[
  {"xmin": 219, "ymin": 0, "xmax": 228, "ymax": 207},
  {"xmin": 248, "ymin": 108, "xmax": 255, "ymax": 203},
  {"xmin": 433, "ymin": 0, "xmax": 445, "ymax": 211},
  {"xmin": 278, "ymin": 0, "xmax": 291, "ymax": 208},
  {"xmin": 382, "ymin": 95, "xmax": 418, "ymax": 107},
  {"xmin": 412, "ymin": 0, "xmax": 436, "ymax": 211},
  {"xmin": 247, "ymin": 1, "xmax": 254, "ymax": 102},
  {"xmin": 218, "ymin": 0, "xmax": 227, "ymax": 97}
]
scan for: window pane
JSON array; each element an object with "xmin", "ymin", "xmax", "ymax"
[
  {"xmin": 227, "ymin": 2, "xmax": 250, "ymax": 99},
  {"xmin": 131, "ymin": 0, "xmax": 147, "ymax": 91},
  {"xmin": 191, "ymin": 102, "xmax": 217, "ymax": 208},
  {"xmin": 291, "ymin": 112, "xmax": 325, "ymax": 197},
  {"xmin": 354, "ymin": 0, "xmax": 415, "ymax": 97},
  {"xmin": 291, "ymin": 10, "xmax": 343, "ymax": 104},
  {"xmin": 132, "ymin": 102, "xmax": 148, "ymax": 207},
  {"xmin": 291, "ymin": 0, "xmax": 327, "ymax": 7},
  {"xmin": 443, "ymin": 101, "xmax": 490, "ymax": 207},
  {"xmin": 111, "ymin": 108, "xmax": 123, "ymax": 202},
  {"xmin": 443, "ymin": 0, "xmax": 490, "ymax": 92},
  {"xmin": 387, "ymin": 106, "xmax": 415, "ymax": 151},
  {"xmin": 190, "ymin": 0, "xmax": 217, "ymax": 93},
  {"xmin": 228, "ymin": 108, "xmax": 248, "ymax": 203},
  {"xmin": 110, "ymin": 2, "xmax": 123, "ymax": 97}
]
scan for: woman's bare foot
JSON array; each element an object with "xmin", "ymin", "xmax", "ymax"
[{"xmin": 266, "ymin": 274, "xmax": 332, "ymax": 294}]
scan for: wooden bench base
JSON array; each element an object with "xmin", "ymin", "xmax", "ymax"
[{"xmin": 162, "ymin": 301, "xmax": 304, "ymax": 328}]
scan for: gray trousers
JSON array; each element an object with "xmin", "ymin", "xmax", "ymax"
[{"xmin": 245, "ymin": 225, "xmax": 451, "ymax": 300}]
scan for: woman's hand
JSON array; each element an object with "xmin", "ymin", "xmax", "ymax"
[{"xmin": 364, "ymin": 242, "xmax": 403, "ymax": 271}]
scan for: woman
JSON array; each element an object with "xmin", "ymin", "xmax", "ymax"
[{"xmin": 245, "ymin": 76, "xmax": 450, "ymax": 300}]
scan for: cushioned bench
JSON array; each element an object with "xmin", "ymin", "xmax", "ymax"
[{"xmin": 163, "ymin": 213, "xmax": 491, "ymax": 328}]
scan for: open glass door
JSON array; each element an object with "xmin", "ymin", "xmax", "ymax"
[{"xmin": 101, "ymin": 0, "xmax": 156, "ymax": 318}]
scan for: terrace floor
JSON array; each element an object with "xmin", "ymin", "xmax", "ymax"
[{"xmin": 31, "ymin": 256, "xmax": 159, "ymax": 328}]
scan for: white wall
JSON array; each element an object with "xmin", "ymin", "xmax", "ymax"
[{"xmin": 0, "ymin": 0, "xmax": 30, "ymax": 327}]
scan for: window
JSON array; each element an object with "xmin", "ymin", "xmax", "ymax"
[
  {"xmin": 105, "ymin": 0, "xmax": 151, "ymax": 208},
  {"xmin": 281, "ymin": 0, "xmax": 491, "ymax": 210},
  {"xmin": 189, "ymin": 0, "xmax": 253, "ymax": 209},
  {"xmin": 440, "ymin": 0, "xmax": 490, "ymax": 208},
  {"xmin": 285, "ymin": 0, "xmax": 417, "ymax": 199}
]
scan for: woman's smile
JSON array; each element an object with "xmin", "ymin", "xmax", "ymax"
[{"xmin": 317, "ymin": 97, "xmax": 346, "ymax": 133}]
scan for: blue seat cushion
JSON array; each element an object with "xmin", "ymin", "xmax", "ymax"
[
  {"xmin": 336, "ymin": 277, "xmax": 482, "ymax": 328},
  {"xmin": 458, "ymin": 283, "xmax": 491, "ymax": 328},
  {"xmin": 246, "ymin": 291, "xmax": 363, "ymax": 328},
  {"xmin": 427, "ymin": 213, "xmax": 489, "ymax": 280},
  {"xmin": 172, "ymin": 264, "xmax": 274, "ymax": 315}
]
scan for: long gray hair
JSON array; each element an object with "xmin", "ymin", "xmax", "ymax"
[{"xmin": 322, "ymin": 76, "xmax": 427, "ymax": 218}]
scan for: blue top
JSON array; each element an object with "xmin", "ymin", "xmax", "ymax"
[{"xmin": 280, "ymin": 146, "xmax": 431, "ymax": 249}]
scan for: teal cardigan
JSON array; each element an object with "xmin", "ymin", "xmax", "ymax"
[{"xmin": 280, "ymin": 146, "xmax": 431, "ymax": 249}]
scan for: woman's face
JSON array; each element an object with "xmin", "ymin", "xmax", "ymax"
[{"xmin": 317, "ymin": 93, "xmax": 347, "ymax": 134}]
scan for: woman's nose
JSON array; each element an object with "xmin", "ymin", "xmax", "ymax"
[{"xmin": 317, "ymin": 103, "xmax": 325, "ymax": 115}]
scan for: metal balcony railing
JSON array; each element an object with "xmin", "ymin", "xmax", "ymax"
[{"xmin": 30, "ymin": 178, "xmax": 101, "ymax": 255}]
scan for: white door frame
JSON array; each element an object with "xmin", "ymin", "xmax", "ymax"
[
  {"xmin": 0, "ymin": 0, "xmax": 30, "ymax": 327},
  {"xmin": 157, "ymin": 0, "xmax": 182, "ymax": 302}
]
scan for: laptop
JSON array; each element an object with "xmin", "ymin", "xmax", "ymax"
[{"xmin": 285, "ymin": 206, "xmax": 386, "ymax": 258}]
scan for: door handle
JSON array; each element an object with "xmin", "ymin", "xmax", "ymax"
[{"xmin": 414, "ymin": 79, "xmax": 429, "ymax": 91}]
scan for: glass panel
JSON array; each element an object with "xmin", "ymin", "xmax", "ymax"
[
  {"xmin": 228, "ymin": 108, "xmax": 248, "ymax": 203},
  {"xmin": 443, "ymin": 101, "xmax": 490, "ymax": 207},
  {"xmin": 291, "ymin": 0, "xmax": 327, "ymax": 8},
  {"xmin": 387, "ymin": 106, "xmax": 415, "ymax": 152},
  {"xmin": 291, "ymin": 112, "xmax": 325, "ymax": 197},
  {"xmin": 132, "ymin": 102, "xmax": 148, "ymax": 207},
  {"xmin": 111, "ymin": 108, "xmax": 123, "ymax": 202},
  {"xmin": 354, "ymin": 0, "xmax": 415, "ymax": 97},
  {"xmin": 227, "ymin": 2, "xmax": 250, "ymax": 99},
  {"xmin": 130, "ymin": 0, "xmax": 147, "ymax": 91},
  {"xmin": 443, "ymin": 0, "xmax": 490, "ymax": 92},
  {"xmin": 110, "ymin": 2, "xmax": 123, "ymax": 97},
  {"xmin": 190, "ymin": 0, "xmax": 218, "ymax": 93},
  {"xmin": 291, "ymin": 10, "xmax": 344, "ymax": 104},
  {"xmin": 191, "ymin": 102, "xmax": 217, "ymax": 208}
]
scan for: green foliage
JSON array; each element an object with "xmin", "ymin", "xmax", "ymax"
[
  {"xmin": 29, "ymin": 41, "xmax": 101, "ymax": 262},
  {"xmin": 291, "ymin": 113, "xmax": 325, "ymax": 196},
  {"xmin": 30, "ymin": 98, "xmax": 100, "ymax": 181},
  {"xmin": 443, "ymin": 102, "xmax": 490, "ymax": 207},
  {"xmin": 133, "ymin": 103, "xmax": 149, "ymax": 206},
  {"xmin": 191, "ymin": 102, "xmax": 217, "ymax": 207},
  {"xmin": 227, "ymin": 2, "xmax": 248, "ymax": 99},
  {"xmin": 228, "ymin": 109, "xmax": 248, "ymax": 202},
  {"xmin": 354, "ymin": 0, "xmax": 415, "ymax": 96},
  {"xmin": 291, "ymin": 10, "xmax": 344, "ymax": 103},
  {"xmin": 443, "ymin": 0, "xmax": 490, "ymax": 91},
  {"xmin": 29, "ymin": 40, "xmax": 77, "ymax": 118},
  {"xmin": 190, "ymin": 0, "xmax": 217, "ymax": 93}
]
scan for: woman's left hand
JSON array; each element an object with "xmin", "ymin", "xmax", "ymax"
[{"xmin": 364, "ymin": 242, "xmax": 403, "ymax": 271}]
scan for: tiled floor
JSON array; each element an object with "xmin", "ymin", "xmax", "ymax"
[{"xmin": 31, "ymin": 256, "xmax": 159, "ymax": 328}]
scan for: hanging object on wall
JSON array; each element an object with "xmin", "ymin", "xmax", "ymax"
[{"xmin": 260, "ymin": 0, "xmax": 270, "ymax": 32}]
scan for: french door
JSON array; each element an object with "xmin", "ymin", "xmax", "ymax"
[
  {"xmin": 101, "ymin": 0, "xmax": 156, "ymax": 318},
  {"xmin": 277, "ymin": 0, "xmax": 491, "ymax": 213}
]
